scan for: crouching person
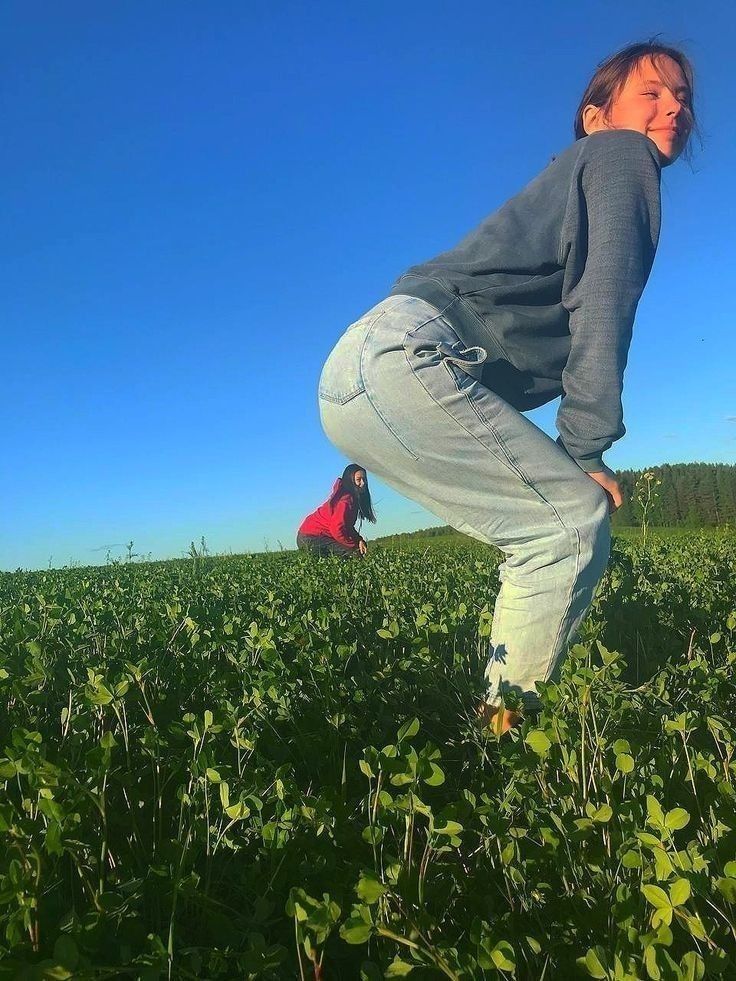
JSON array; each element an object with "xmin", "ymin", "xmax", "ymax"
[{"xmin": 297, "ymin": 464, "xmax": 375, "ymax": 558}]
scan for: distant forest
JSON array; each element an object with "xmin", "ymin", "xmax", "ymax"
[
  {"xmin": 612, "ymin": 463, "xmax": 736, "ymax": 527},
  {"xmin": 378, "ymin": 464, "xmax": 736, "ymax": 539}
]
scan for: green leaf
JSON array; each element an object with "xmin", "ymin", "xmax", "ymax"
[
  {"xmin": 434, "ymin": 820, "xmax": 463, "ymax": 837},
  {"xmin": 636, "ymin": 831, "xmax": 662, "ymax": 848},
  {"xmin": 646, "ymin": 795, "xmax": 665, "ymax": 827},
  {"xmin": 89, "ymin": 685, "xmax": 113, "ymax": 705},
  {"xmin": 206, "ymin": 767, "xmax": 221, "ymax": 783},
  {"xmin": 615, "ymin": 753, "xmax": 634, "ymax": 774},
  {"xmin": 285, "ymin": 888, "xmax": 308, "ymax": 919},
  {"xmin": 53, "ymin": 936, "xmax": 79, "ymax": 970},
  {"xmin": 591, "ymin": 803, "xmax": 613, "ymax": 823},
  {"xmin": 362, "ymin": 826, "xmax": 384, "ymax": 844},
  {"xmin": 583, "ymin": 947, "xmax": 607, "ymax": 979},
  {"xmin": 339, "ymin": 916, "xmax": 372, "ymax": 944},
  {"xmin": 225, "ymin": 801, "xmax": 249, "ymax": 820},
  {"xmin": 645, "ymin": 944, "xmax": 661, "ymax": 980},
  {"xmin": 679, "ymin": 951, "xmax": 705, "ymax": 981},
  {"xmin": 38, "ymin": 798, "xmax": 64, "ymax": 822},
  {"xmin": 525, "ymin": 730, "xmax": 551, "ymax": 755},
  {"xmin": 0, "ymin": 761, "xmax": 17, "ymax": 780},
  {"xmin": 39, "ymin": 967, "xmax": 72, "ymax": 980},
  {"xmin": 715, "ymin": 877, "xmax": 736, "ymax": 903},
  {"xmin": 219, "ymin": 781, "xmax": 230, "ymax": 809},
  {"xmin": 642, "ymin": 884, "xmax": 671, "ymax": 909},
  {"xmin": 385, "ymin": 958, "xmax": 414, "ymax": 977},
  {"xmin": 669, "ymin": 878, "xmax": 691, "ymax": 907},
  {"xmin": 490, "ymin": 940, "xmax": 515, "ymax": 971},
  {"xmin": 424, "ymin": 762, "xmax": 445, "ymax": 786},
  {"xmin": 682, "ymin": 913, "xmax": 707, "ymax": 940},
  {"xmin": 396, "ymin": 718, "xmax": 420, "ymax": 742},
  {"xmin": 651, "ymin": 906, "xmax": 673, "ymax": 929},
  {"xmin": 356, "ymin": 871, "xmax": 387, "ymax": 904},
  {"xmin": 664, "ymin": 807, "xmax": 690, "ymax": 831},
  {"xmin": 653, "ymin": 848, "xmax": 674, "ymax": 880},
  {"xmin": 664, "ymin": 713, "xmax": 687, "ymax": 734}
]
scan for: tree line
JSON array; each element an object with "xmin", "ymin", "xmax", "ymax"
[
  {"xmin": 377, "ymin": 463, "xmax": 736, "ymax": 540},
  {"xmin": 611, "ymin": 462, "xmax": 736, "ymax": 527}
]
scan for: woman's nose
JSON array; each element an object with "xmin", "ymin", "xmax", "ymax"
[{"xmin": 664, "ymin": 90, "xmax": 684, "ymax": 116}]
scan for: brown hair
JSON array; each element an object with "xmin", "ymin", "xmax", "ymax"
[
  {"xmin": 329, "ymin": 464, "xmax": 376, "ymax": 523},
  {"xmin": 574, "ymin": 40, "xmax": 698, "ymax": 158}
]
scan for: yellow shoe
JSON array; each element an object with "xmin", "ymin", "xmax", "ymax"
[{"xmin": 476, "ymin": 702, "xmax": 523, "ymax": 736}]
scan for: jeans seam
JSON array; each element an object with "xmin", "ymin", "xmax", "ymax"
[
  {"xmin": 444, "ymin": 364, "xmax": 569, "ymax": 535},
  {"xmin": 318, "ymin": 388, "xmax": 364, "ymax": 405},
  {"xmin": 465, "ymin": 380, "xmax": 571, "ymax": 533},
  {"xmin": 411, "ymin": 340, "xmax": 587, "ymax": 687},
  {"xmin": 361, "ymin": 306, "xmax": 420, "ymax": 461},
  {"xmin": 396, "ymin": 275, "xmax": 516, "ymax": 365},
  {"xmin": 320, "ymin": 295, "xmax": 412, "ymax": 405},
  {"xmin": 543, "ymin": 525, "xmax": 582, "ymax": 683},
  {"xmin": 460, "ymin": 273, "xmax": 543, "ymax": 298},
  {"xmin": 395, "ymin": 299, "xmax": 601, "ymax": 701},
  {"xmin": 401, "ymin": 343, "xmax": 506, "ymax": 471},
  {"xmin": 459, "ymin": 379, "xmax": 528, "ymax": 481},
  {"xmin": 403, "ymin": 298, "xmax": 462, "ymax": 338}
]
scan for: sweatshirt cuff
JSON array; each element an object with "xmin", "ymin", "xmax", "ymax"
[
  {"xmin": 556, "ymin": 437, "xmax": 604, "ymax": 473},
  {"xmin": 575, "ymin": 455, "xmax": 605, "ymax": 473}
]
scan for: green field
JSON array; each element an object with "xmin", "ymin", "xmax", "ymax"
[{"xmin": 1, "ymin": 532, "xmax": 736, "ymax": 979}]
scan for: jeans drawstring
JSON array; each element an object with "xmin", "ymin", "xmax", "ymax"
[{"xmin": 435, "ymin": 340, "xmax": 488, "ymax": 380}]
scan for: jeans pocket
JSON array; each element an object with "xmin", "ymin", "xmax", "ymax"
[
  {"xmin": 406, "ymin": 321, "xmax": 488, "ymax": 392},
  {"xmin": 319, "ymin": 309, "xmax": 385, "ymax": 405},
  {"xmin": 436, "ymin": 340, "xmax": 488, "ymax": 390},
  {"xmin": 404, "ymin": 319, "xmax": 524, "ymax": 473}
]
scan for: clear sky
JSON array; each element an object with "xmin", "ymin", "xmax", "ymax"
[{"xmin": 2, "ymin": 0, "xmax": 734, "ymax": 570}]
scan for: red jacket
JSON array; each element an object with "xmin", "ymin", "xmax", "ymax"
[{"xmin": 299, "ymin": 479, "xmax": 362, "ymax": 549}]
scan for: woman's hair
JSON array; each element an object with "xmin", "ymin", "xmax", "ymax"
[
  {"xmin": 330, "ymin": 464, "xmax": 376, "ymax": 523},
  {"xmin": 574, "ymin": 40, "xmax": 698, "ymax": 159}
]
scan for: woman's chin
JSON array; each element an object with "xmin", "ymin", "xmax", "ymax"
[{"xmin": 651, "ymin": 136, "xmax": 683, "ymax": 167}]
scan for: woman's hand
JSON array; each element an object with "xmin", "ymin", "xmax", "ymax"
[
  {"xmin": 358, "ymin": 539, "xmax": 368, "ymax": 556},
  {"xmin": 587, "ymin": 469, "xmax": 623, "ymax": 513}
]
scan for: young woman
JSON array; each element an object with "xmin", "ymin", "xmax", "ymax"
[
  {"xmin": 297, "ymin": 464, "xmax": 376, "ymax": 558},
  {"xmin": 317, "ymin": 41, "xmax": 696, "ymax": 733}
]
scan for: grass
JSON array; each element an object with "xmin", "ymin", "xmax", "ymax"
[{"xmin": 0, "ymin": 530, "xmax": 735, "ymax": 978}]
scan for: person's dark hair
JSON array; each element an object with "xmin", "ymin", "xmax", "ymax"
[
  {"xmin": 574, "ymin": 40, "xmax": 698, "ymax": 160},
  {"xmin": 330, "ymin": 464, "xmax": 376, "ymax": 523}
]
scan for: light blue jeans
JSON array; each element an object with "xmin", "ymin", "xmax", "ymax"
[{"xmin": 318, "ymin": 295, "xmax": 610, "ymax": 710}]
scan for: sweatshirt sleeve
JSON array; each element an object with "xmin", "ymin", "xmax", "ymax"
[
  {"xmin": 556, "ymin": 130, "xmax": 661, "ymax": 472},
  {"xmin": 329, "ymin": 495, "xmax": 360, "ymax": 548}
]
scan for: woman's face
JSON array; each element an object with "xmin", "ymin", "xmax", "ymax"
[
  {"xmin": 583, "ymin": 55, "xmax": 692, "ymax": 166},
  {"xmin": 352, "ymin": 470, "xmax": 366, "ymax": 490}
]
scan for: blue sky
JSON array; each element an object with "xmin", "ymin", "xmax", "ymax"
[{"xmin": 2, "ymin": 0, "xmax": 734, "ymax": 570}]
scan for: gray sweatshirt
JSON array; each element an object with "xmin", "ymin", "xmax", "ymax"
[{"xmin": 390, "ymin": 129, "xmax": 662, "ymax": 472}]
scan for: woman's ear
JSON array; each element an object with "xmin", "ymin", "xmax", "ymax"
[{"xmin": 581, "ymin": 103, "xmax": 605, "ymax": 135}]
